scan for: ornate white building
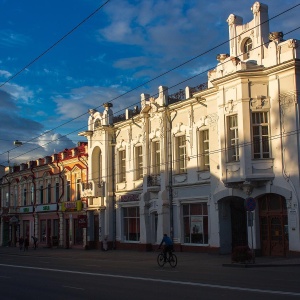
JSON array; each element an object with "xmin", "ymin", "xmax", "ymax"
[{"xmin": 79, "ymin": 2, "xmax": 300, "ymax": 256}]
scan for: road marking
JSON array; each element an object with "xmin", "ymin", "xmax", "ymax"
[
  {"xmin": 62, "ymin": 285, "xmax": 84, "ymax": 290},
  {"xmin": 0, "ymin": 263, "xmax": 299, "ymax": 297}
]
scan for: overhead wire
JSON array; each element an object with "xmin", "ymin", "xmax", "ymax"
[{"xmin": 1, "ymin": 3, "xmax": 300, "ymax": 164}]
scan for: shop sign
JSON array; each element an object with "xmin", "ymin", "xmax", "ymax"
[
  {"xmin": 20, "ymin": 206, "xmax": 34, "ymax": 214},
  {"xmin": 119, "ymin": 194, "xmax": 139, "ymax": 202},
  {"xmin": 35, "ymin": 203, "xmax": 58, "ymax": 212},
  {"xmin": 78, "ymin": 215, "xmax": 87, "ymax": 228},
  {"xmin": 61, "ymin": 200, "xmax": 83, "ymax": 212}
]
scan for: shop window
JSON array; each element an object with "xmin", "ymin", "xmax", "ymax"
[
  {"xmin": 183, "ymin": 203, "xmax": 208, "ymax": 244},
  {"xmin": 123, "ymin": 207, "xmax": 140, "ymax": 242}
]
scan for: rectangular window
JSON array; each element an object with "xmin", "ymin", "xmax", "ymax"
[
  {"xmin": 135, "ymin": 146, "xmax": 143, "ymax": 180},
  {"xmin": 176, "ymin": 136, "xmax": 186, "ymax": 174},
  {"xmin": 23, "ymin": 188, "xmax": 27, "ymax": 206},
  {"xmin": 227, "ymin": 115, "xmax": 239, "ymax": 161},
  {"xmin": 252, "ymin": 112, "xmax": 270, "ymax": 158},
  {"xmin": 30, "ymin": 186, "xmax": 34, "ymax": 204},
  {"xmin": 119, "ymin": 150, "xmax": 126, "ymax": 183},
  {"xmin": 183, "ymin": 203, "xmax": 208, "ymax": 245},
  {"xmin": 199, "ymin": 130, "xmax": 209, "ymax": 171},
  {"xmin": 123, "ymin": 207, "xmax": 140, "ymax": 242},
  {"xmin": 152, "ymin": 141, "xmax": 160, "ymax": 175},
  {"xmin": 40, "ymin": 185, "xmax": 44, "ymax": 204},
  {"xmin": 55, "ymin": 182, "xmax": 59, "ymax": 202},
  {"xmin": 47, "ymin": 184, "xmax": 51, "ymax": 204},
  {"xmin": 66, "ymin": 180, "xmax": 71, "ymax": 201},
  {"xmin": 76, "ymin": 179, "xmax": 81, "ymax": 200}
]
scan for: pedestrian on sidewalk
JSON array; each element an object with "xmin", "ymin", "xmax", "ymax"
[
  {"xmin": 19, "ymin": 236, "xmax": 24, "ymax": 251},
  {"xmin": 31, "ymin": 236, "xmax": 38, "ymax": 250},
  {"xmin": 24, "ymin": 236, "xmax": 29, "ymax": 251}
]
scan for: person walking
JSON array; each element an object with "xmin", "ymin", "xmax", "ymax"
[
  {"xmin": 24, "ymin": 236, "xmax": 29, "ymax": 251},
  {"xmin": 19, "ymin": 236, "xmax": 24, "ymax": 251},
  {"xmin": 31, "ymin": 236, "xmax": 38, "ymax": 250}
]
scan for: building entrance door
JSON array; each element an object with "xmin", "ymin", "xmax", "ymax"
[
  {"xmin": 258, "ymin": 194, "xmax": 288, "ymax": 256},
  {"xmin": 230, "ymin": 198, "xmax": 248, "ymax": 249}
]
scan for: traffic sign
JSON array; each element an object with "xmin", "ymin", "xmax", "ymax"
[{"xmin": 245, "ymin": 197, "xmax": 256, "ymax": 211}]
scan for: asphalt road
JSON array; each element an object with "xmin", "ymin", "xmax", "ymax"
[{"xmin": 0, "ymin": 248, "xmax": 300, "ymax": 300}]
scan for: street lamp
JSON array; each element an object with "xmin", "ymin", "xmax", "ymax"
[{"xmin": 14, "ymin": 140, "xmax": 23, "ymax": 146}]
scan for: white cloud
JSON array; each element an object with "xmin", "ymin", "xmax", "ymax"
[{"xmin": 0, "ymin": 69, "xmax": 12, "ymax": 78}]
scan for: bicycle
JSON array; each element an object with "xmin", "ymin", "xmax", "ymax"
[{"xmin": 157, "ymin": 249, "xmax": 177, "ymax": 268}]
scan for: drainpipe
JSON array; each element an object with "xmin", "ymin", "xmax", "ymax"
[
  {"xmin": 30, "ymin": 163, "xmax": 36, "ymax": 238},
  {"xmin": 56, "ymin": 159, "xmax": 65, "ymax": 247},
  {"xmin": 167, "ymin": 109, "xmax": 177, "ymax": 240}
]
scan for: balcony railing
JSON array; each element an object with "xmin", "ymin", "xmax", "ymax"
[{"xmin": 147, "ymin": 175, "xmax": 161, "ymax": 187}]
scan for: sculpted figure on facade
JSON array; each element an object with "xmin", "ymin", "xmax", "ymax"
[
  {"xmin": 227, "ymin": 14, "xmax": 236, "ymax": 26},
  {"xmin": 251, "ymin": 1, "xmax": 261, "ymax": 15}
]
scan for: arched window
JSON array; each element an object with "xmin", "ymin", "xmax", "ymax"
[{"xmin": 243, "ymin": 38, "xmax": 252, "ymax": 59}]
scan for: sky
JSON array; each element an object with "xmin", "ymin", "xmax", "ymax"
[{"xmin": 0, "ymin": 0, "xmax": 300, "ymax": 166}]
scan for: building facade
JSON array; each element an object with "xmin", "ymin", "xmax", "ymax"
[
  {"xmin": 79, "ymin": 2, "xmax": 300, "ymax": 256},
  {"xmin": 0, "ymin": 142, "xmax": 88, "ymax": 249}
]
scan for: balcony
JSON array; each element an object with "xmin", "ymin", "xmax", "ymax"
[{"xmin": 147, "ymin": 175, "xmax": 161, "ymax": 187}]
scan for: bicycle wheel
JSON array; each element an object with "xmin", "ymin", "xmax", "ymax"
[
  {"xmin": 157, "ymin": 253, "xmax": 165, "ymax": 267},
  {"xmin": 169, "ymin": 253, "xmax": 177, "ymax": 268}
]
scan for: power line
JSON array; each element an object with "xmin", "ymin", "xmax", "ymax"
[
  {"xmin": 1, "ymin": 4, "xmax": 300, "ymax": 164},
  {"xmin": 3, "ymin": 124, "xmax": 300, "ymax": 194},
  {"xmin": 3, "ymin": 23, "xmax": 300, "ymax": 165},
  {"xmin": 0, "ymin": 0, "xmax": 111, "ymax": 89}
]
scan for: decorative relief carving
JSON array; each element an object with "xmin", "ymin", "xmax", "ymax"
[
  {"xmin": 206, "ymin": 113, "xmax": 218, "ymax": 126},
  {"xmin": 251, "ymin": 1, "xmax": 261, "ymax": 14},
  {"xmin": 279, "ymin": 93, "xmax": 296, "ymax": 107},
  {"xmin": 288, "ymin": 39, "xmax": 298, "ymax": 49},
  {"xmin": 230, "ymin": 56, "xmax": 240, "ymax": 66},
  {"xmin": 224, "ymin": 100, "xmax": 236, "ymax": 113},
  {"xmin": 227, "ymin": 14, "xmax": 236, "ymax": 26},
  {"xmin": 250, "ymin": 96, "xmax": 270, "ymax": 110}
]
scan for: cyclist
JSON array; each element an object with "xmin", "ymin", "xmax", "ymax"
[{"xmin": 158, "ymin": 233, "xmax": 173, "ymax": 262}]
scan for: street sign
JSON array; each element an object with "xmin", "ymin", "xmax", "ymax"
[{"xmin": 245, "ymin": 197, "xmax": 256, "ymax": 211}]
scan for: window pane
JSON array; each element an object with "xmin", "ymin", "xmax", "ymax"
[{"xmin": 183, "ymin": 203, "xmax": 208, "ymax": 245}]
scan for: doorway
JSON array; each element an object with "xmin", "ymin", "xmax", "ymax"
[{"xmin": 258, "ymin": 194, "xmax": 288, "ymax": 256}]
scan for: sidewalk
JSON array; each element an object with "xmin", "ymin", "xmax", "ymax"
[{"xmin": 1, "ymin": 246, "xmax": 300, "ymax": 268}]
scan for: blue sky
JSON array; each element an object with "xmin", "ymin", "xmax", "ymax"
[{"xmin": 0, "ymin": 0, "xmax": 300, "ymax": 166}]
